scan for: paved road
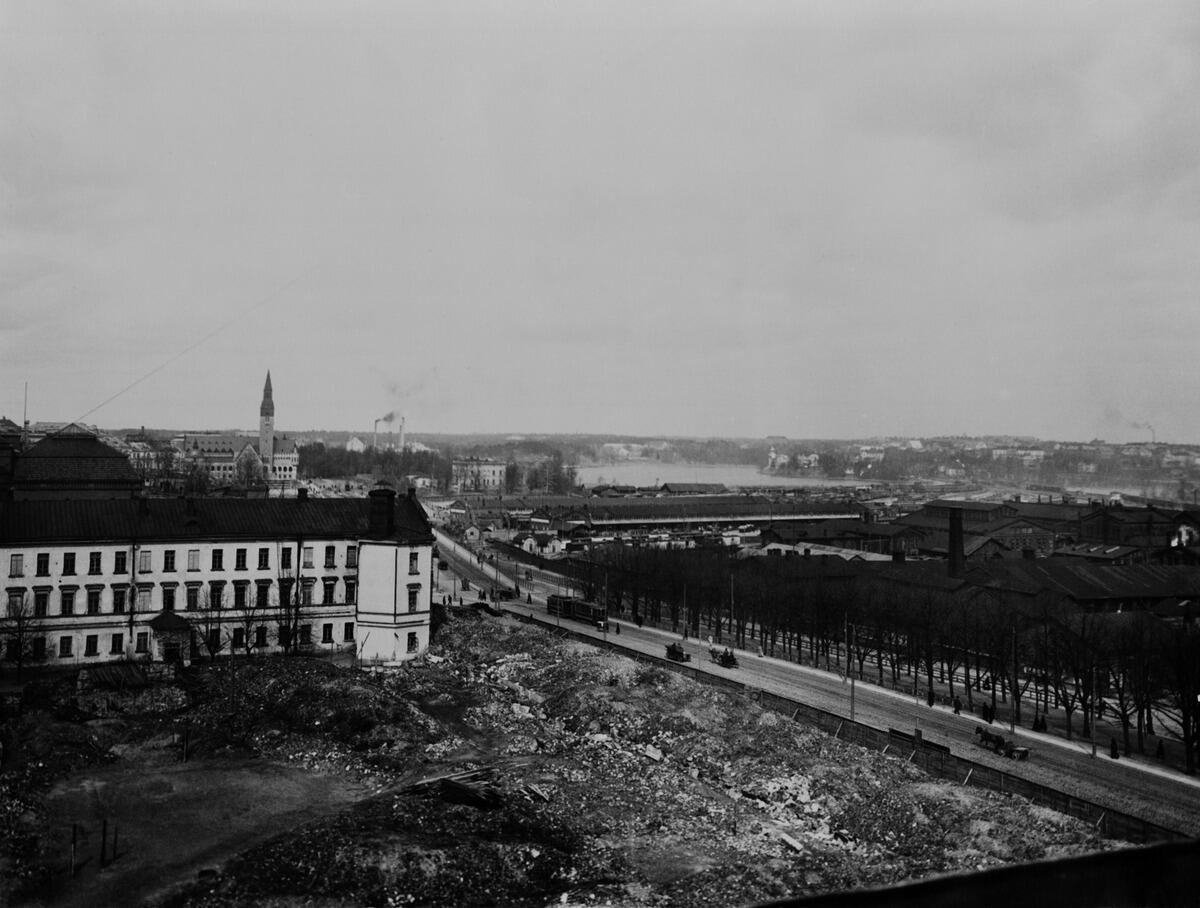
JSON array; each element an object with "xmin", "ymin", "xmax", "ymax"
[{"xmin": 435, "ymin": 531, "xmax": 1200, "ymax": 837}]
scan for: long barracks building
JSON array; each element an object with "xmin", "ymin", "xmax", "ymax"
[{"xmin": 1, "ymin": 485, "xmax": 435, "ymax": 668}]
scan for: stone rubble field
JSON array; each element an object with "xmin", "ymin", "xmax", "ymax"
[{"xmin": 1, "ymin": 609, "xmax": 1121, "ymax": 907}]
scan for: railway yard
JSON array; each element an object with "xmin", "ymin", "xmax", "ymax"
[{"xmin": 0, "ymin": 606, "xmax": 1143, "ymax": 908}]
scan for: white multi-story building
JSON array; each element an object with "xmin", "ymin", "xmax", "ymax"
[
  {"xmin": 1, "ymin": 485, "xmax": 434, "ymax": 668},
  {"xmin": 451, "ymin": 457, "xmax": 505, "ymax": 492}
]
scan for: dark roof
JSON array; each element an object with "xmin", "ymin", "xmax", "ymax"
[
  {"xmin": 924, "ymin": 499, "xmax": 1011, "ymax": 513},
  {"xmin": 1006, "ymin": 501, "xmax": 1092, "ymax": 523},
  {"xmin": 0, "ymin": 494, "xmax": 433, "ymax": 545},
  {"xmin": 962, "ymin": 561, "xmax": 1200, "ymax": 603},
  {"xmin": 12, "ymin": 434, "xmax": 141, "ymax": 488},
  {"xmin": 659, "ymin": 483, "xmax": 728, "ymax": 494},
  {"xmin": 1080, "ymin": 505, "xmax": 1179, "ymax": 525},
  {"xmin": 1052, "ymin": 542, "xmax": 1143, "ymax": 561}
]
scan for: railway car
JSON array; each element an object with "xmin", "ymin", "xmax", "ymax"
[{"xmin": 546, "ymin": 594, "xmax": 607, "ymax": 625}]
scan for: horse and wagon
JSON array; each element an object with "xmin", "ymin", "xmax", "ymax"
[{"xmin": 975, "ymin": 726, "xmax": 1030, "ymax": 761}]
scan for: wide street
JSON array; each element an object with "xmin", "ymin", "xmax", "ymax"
[{"xmin": 434, "ymin": 531, "xmax": 1200, "ymax": 838}]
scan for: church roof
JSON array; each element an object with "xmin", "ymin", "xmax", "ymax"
[{"xmin": 260, "ymin": 371, "xmax": 274, "ymax": 418}]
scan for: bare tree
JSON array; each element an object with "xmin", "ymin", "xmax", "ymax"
[
  {"xmin": 192, "ymin": 584, "xmax": 227, "ymax": 662},
  {"xmin": 275, "ymin": 539, "xmax": 306, "ymax": 655},
  {"xmin": 1, "ymin": 592, "xmax": 44, "ymax": 681}
]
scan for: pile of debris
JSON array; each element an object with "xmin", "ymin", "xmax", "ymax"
[{"xmin": 2, "ymin": 610, "xmax": 1123, "ymax": 907}]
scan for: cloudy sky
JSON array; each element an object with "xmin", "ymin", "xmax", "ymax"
[{"xmin": 2, "ymin": 1, "xmax": 1197, "ymax": 442}]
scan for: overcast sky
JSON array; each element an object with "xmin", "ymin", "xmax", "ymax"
[{"xmin": 2, "ymin": 1, "xmax": 1197, "ymax": 443}]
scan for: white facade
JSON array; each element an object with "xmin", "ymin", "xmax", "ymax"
[
  {"xmin": 451, "ymin": 458, "xmax": 505, "ymax": 492},
  {"xmin": 1, "ymin": 491, "xmax": 432, "ymax": 669},
  {"xmin": 355, "ymin": 540, "xmax": 431, "ymax": 663}
]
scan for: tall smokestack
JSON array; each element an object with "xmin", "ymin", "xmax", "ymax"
[
  {"xmin": 399, "ymin": 416, "xmax": 405, "ymax": 452},
  {"xmin": 948, "ymin": 509, "xmax": 965, "ymax": 578}
]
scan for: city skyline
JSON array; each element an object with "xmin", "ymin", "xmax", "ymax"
[{"xmin": 3, "ymin": 1, "xmax": 1197, "ymax": 444}]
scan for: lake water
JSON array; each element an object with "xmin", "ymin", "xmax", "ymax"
[{"xmin": 574, "ymin": 461, "xmax": 870, "ymax": 490}]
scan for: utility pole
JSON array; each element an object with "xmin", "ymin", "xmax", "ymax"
[
  {"xmin": 849, "ymin": 621, "xmax": 856, "ymax": 722},
  {"xmin": 1010, "ymin": 624, "xmax": 1017, "ymax": 735},
  {"xmin": 1090, "ymin": 663, "xmax": 1098, "ymax": 759}
]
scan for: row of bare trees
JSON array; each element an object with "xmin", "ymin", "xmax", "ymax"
[{"xmin": 585, "ymin": 545, "xmax": 1200, "ymax": 774}]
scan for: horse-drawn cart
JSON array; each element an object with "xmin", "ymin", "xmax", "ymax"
[
  {"xmin": 709, "ymin": 647, "xmax": 738, "ymax": 668},
  {"xmin": 665, "ymin": 642, "xmax": 691, "ymax": 663}
]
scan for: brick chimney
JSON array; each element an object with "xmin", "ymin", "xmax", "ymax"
[
  {"xmin": 369, "ymin": 485, "xmax": 396, "ymax": 536},
  {"xmin": 948, "ymin": 510, "xmax": 965, "ymax": 578}
]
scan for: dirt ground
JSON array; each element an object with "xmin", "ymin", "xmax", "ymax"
[{"xmin": 1, "ymin": 609, "xmax": 1123, "ymax": 907}]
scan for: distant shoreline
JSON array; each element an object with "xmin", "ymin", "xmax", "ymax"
[{"xmin": 574, "ymin": 461, "xmax": 871, "ymax": 489}]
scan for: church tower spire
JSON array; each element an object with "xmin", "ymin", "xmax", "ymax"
[{"xmin": 259, "ymin": 371, "xmax": 275, "ymax": 480}]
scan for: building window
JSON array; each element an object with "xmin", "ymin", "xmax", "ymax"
[
  {"xmin": 234, "ymin": 583, "xmax": 248, "ymax": 609},
  {"xmin": 235, "ymin": 548, "xmax": 247, "ymax": 571},
  {"xmin": 61, "ymin": 590, "xmax": 75, "ymax": 616},
  {"xmin": 9, "ymin": 554, "xmax": 22, "ymax": 577},
  {"xmin": 114, "ymin": 551, "xmax": 128, "ymax": 574},
  {"xmin": 163, "ymin": 587, "xmax": 176, "ymax": 612},
  {"xmin": 88, "ymin": 552, "xmax": 102, "ymax": 575},
  {"xmin": 138, "ymin": 550, "xmax": 151, "ymax": 573},
  {"xmin": 36, "ymin": 553, "xmax": 50, "ymax": 576},
  {"xmin": 323, "ymin": 579, "xmax": 337, "ymax": 604},
  {"xmin": 345, "ymin": 580, "xmax": 356, "ymax": 605},
  {"xmin": 186, "ymin": 586, "xmax": 199, "ymax": 611},
  {"xmin": 407, "ymin": 632, "xmax": 418, "ymax": 653},
  {"xmin": 111, "ymin": 588, "xmax": 125, "ymax": 614},
  {"xmin": 209, "ymin": 583, "xmax": 223, "ymax": 609},
  {"xmin": 321, "ymin": 623, "xmax": 333, "ymax": 644},
  {"xmin": 324, "ymin": 545, "xmax": 336, "ymax": 569},
  {"xmin": 33, "ymin": 590, "xmax": 48, "ymax": 617},
  {"xmin": 62, "ymin": 552, "xmax": 76, "ymax": 576},
  {"xmin": 409, "ymin": 551, "xmax": 419, "ymax": 575},
  {"xmin": 187, "ymin": 549, "xmax": 200, "ymax": 571},
  {"xmin": 281, "ymin": 548, "xmax": 292, "ymax": 571},
  {"xmin": 407, "ymin": 585, "xmax": 420, "ymax": 612},
  {"xmin": 256, "ymin": 582, "xmax": 270, "ymax": 609},
  {"xmin": 346, "ymin": 546, "xmax": 357, "ymax": 568},
  {"xmin": 86, "ymin": 589, "xmax": 101, "ymax": 615},
  {"xmin": 110, "ymin": 633, "xmax": 123, "ymax": 655},
  {"xmin": 232, "ymin": 627, "xmax": 245, "ymax": 650},
  {"xmin": 207, "ymin": 629, "xmax": 221, "ymax": 652},
  {"xmin": 343, "ymin": 621, "xmax": 354, "ymax": 642},
  {"xmin": 163, "ymin": 550, "xmax": 176, "ymax": 572},
  {"xmin": 255, "ymin": 625, "xmax": 267, "ymax": 648},
  {"xmin": 32, "ymin": 636, "xmax": 46, "ymax": 660},
  {"xmin": 302, "ymin": 547, "xmax": 313, "ymax": 569},
  {"xmin": 84, "ymin": 635, "xmax": 99, "ymax": 657},
  {"xmin": 299, "ymin": 624, "xmax": 312, "ymax": 646},
  {"xmin": 279, "ymin": 578, "xmax": 294, "ymax": 606},
  {"xmin": 211, "ymin": 550, "xmax": 224, "ymax": 571},
  {"xmin": 59, "ymin": 636, "xmax": 73, "ymax": 658},
  {"xmin": 258, "ymin": 548, "xmax": 270, "ymax": 570},
  {"xmin": 278, "ymin": 626, "xmax": 291, "ymax": 649},
  {"xmin": 135, "ymin": 632, "xmax": 149, "ymax": 654},
  {"xmin": 301, "ymin": 581, "xmax": 313, "ymax": 606}
]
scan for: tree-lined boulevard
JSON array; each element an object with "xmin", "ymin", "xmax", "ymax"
[{"xmin": 435, "ymin": 530, "xmax": 1200, "ymax": 838}]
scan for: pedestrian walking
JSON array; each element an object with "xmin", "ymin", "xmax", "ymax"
[
  {"xmin": 953, "ymin": 696, "xmax": 962, "ymax": 715},
  {"xmin": 926, "ymin": 688, "xmax": 935, "ymax": 708}
]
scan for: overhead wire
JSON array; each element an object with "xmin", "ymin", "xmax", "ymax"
[{"xmin": 69, "ymin": 268, "xmax": 318, "ymax": 429}]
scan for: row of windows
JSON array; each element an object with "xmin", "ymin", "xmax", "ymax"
[
  {"xmin": 6, "ymin": 622, "xmax": 360, "ymax": 661},
  {"xmin": 7, "ymin": 544, "xmax": 375, "ymax": 578},
  {"xmin": 4, "ymin": 576, "xmax": 378, "ymax": 616}
]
